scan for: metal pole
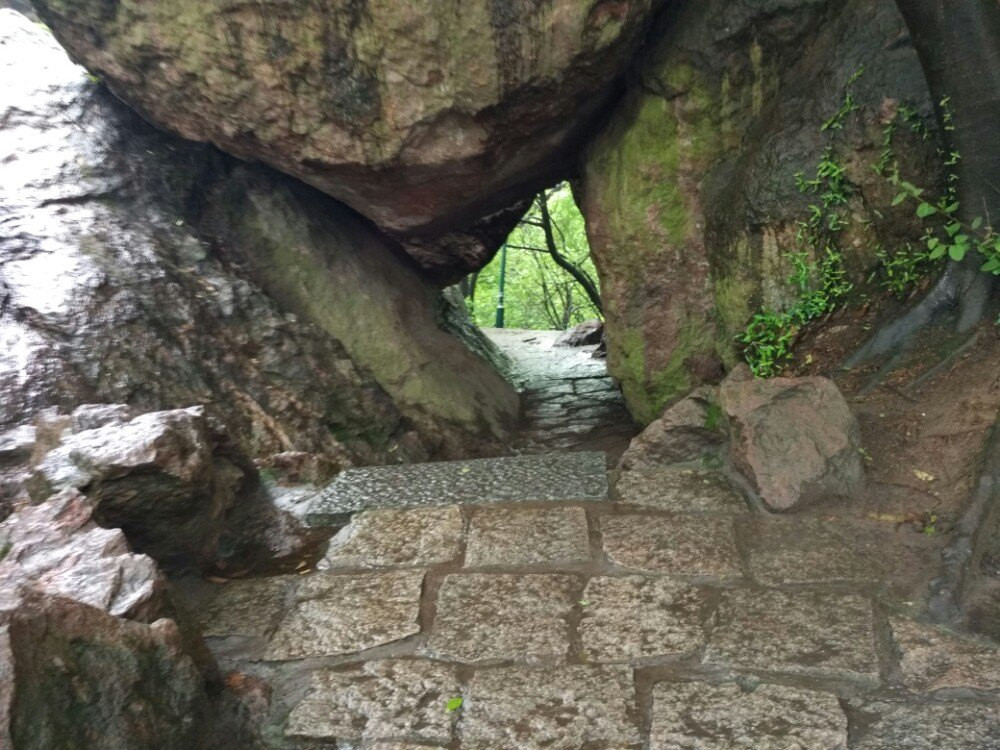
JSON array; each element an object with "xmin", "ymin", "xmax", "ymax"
[{"xmin": 494, "ymin": 243, "xmax": 508, "ymax": 328}]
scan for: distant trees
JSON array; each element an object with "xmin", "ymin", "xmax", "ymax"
[{"xmin": 466, "ymin": 184, "xmax": 602, "ymax": 330}]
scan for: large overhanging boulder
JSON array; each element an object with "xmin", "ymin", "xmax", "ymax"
[
  {"xmin": 32, "ymin": 0, "xmax": 664, "ymax": 268},
  {"xmin": 0, "ymin": 10, "xmax": 519, "ymax": 479}
]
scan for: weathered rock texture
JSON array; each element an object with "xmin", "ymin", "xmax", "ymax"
[
  {"xmin": 31, "ymin": 0, "xmax": 665, "ymax": 262},
  {"xmin": 0, "ymin": 11, "xmax": 517, "ymax": 484},
  {"xmin": 720, "ymin": 373, "xmax": 864, "ymax": 510},
  {"xmin": 581, "ymin": 0, "xmax": 942, "ymax": 422}
]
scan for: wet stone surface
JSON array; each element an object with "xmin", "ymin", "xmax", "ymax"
[
  {"xmin": 422, "ymin": 573, "xmax": 577, "ymax": 664},
  {"xmin": 743, "ymin": 517, "xmax": 927, "ymax": 589},
  {"xmin": 285, "ymin": 660, "xmax": 460, "ymax": 744},
  {"xmin": 704, "ymin": 588, "xmax": 878, "ymax": 681},
  {"xmin": 650, "ymin": 682, "xmax": 849, "ymax": 750},
  {"xmin": 614, "ymin": 468, "xmax": 747, "ymax": 513},
  {"xmin": 199, "ymin": 576, "xmax": 294, "ymax": 638},
  {"xmin": 889, "ymin": 617, "xmax": 1000, "ymax": 693},
  {"xmin": 579, "ymin": 576, "xmax": 707, "ymax": 663},
  {"xmin": 320, "ymin": 506, "xmax": 463, "ymax": 570},
  {"xmin": 485, "ymin": 328, "xmax": 637, "ymax": 458},
  {"xmin": 306, "ymin": 452, "xmax": 608, "ymax": 525},
  {"xmin": 600, "ymin": 514, "xmax": 741, "ymax": 579},
  {"xmin": 461, "ymin": 665, "xmax": 640, "ymax": 749},
  {"xmin": 851, "ymin": 701, "xmax": 1000, "ymax": 749},
  {"xmin": 465, "ymin": 507, "xmax": 591, "ymax": 567},
  {"xmin": 266, "ymin": 572, "xmax": 423, "ymax": 660}
]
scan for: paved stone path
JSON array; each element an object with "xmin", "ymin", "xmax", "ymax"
[
  {"xmin": 181, "ymin": 460, "xmax": 1000, "ymax": 749},
  {"xmin": 484, "ymin": 328, "xmax": 636, "ymax": 458}
]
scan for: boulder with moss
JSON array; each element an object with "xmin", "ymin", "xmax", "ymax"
[{"xmin": 580, "ymin": 0, "xmax": 941, "ymax": 422}]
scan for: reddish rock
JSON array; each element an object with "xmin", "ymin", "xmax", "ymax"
[
  {"xmin": 618, "ymin": 386, "xmax": 726, "ymax": 471},
  {"xmin": 720, "ymin": 375, "xmax": 863, "ymax": 511}
]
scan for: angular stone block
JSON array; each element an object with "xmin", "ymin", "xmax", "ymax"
[
  {"xmin": 320, "ymin": 506, "xmax": 463, "ymax": 570},
  {"xmin": 285, "ymin": 660, "xmax": 460, "ymax": 744},
  {"xmin": 422, "ymin": 574, "xmax": 576, "ymax": 664},
  {"xmin": 890, "ymin": 617, "xmax": 1000, "ymax": 693},
  {"xmin": 650, "ymin": 682, "xmax": 848, "ymax": 749},
  {"xmin": 579, "ymin": 576, "xmax": 706, "ymax": 663},
  {"xmin": 615, "ymin": 469, "xmax": 746, "ymax": 513},
  {"xmin": 199, "ymin": 576, "xmax": 294, "ymax": 638},
  {"xmin": 461, "ymin": 666, "xmax": 640, "ymax": 749},
  {"xmin": 307, "ymin": 452, "xmax": 609, "ymax": 525},
  {"xmin": 852, "ymin": 702, "xmax": 1000, "ymax": 749},
  {"xmin": 704, "ymin": 589, "xmax": 877, "ymax": 681},
  {"xmin": 266, "ymin": 572, "xmax": 423, "ymax": 660},
  {"xmin": 465, "ymin": 507, "xmax": 591, "ymax": 567},
  {"xmin": 601, "ymin": 515, "xmax": 740, "ymax": 578}
]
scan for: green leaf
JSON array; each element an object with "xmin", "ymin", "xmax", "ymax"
[
  {"xmin": 916, "ymin": 203, "xmax": 936, "ymax": 218},
  {"xmin": 891, "ymin": 192, "xmax": 908, "ymax": 206},
  {"xmin": 926, "ymin": 237, "xmax": 940, "ymax": 250},
  {"xmin": 949, "ymin": 244, "xmax": 968, "ymax": 262},
  {"xmin": 900, "ymin": 181, "xmax": 922, "ymax": 196},
  {"xmin": 944, "ymin": 201, "xmax": 960, "ymax": 214},
  {"xmin": 972, "ymin": 216, "xmax": 983, "ymax": 230},
  {"xmin": 445, "ymin": 697, "xmax": 464, "ymax": 713},
  {"xmin": 955, "ymin": 235, "xmax": 969, "ymax": 244},
  {"xmin": 946, "ymin": 222, "xmax": 962, "ymax": 237},
  {"xmin": 929, "ymin": 245, "xmax": 947, "ymax": 260},
  {"xmin": 981, "ymin": 257, "xmax": 1000, "ymax": 273}
]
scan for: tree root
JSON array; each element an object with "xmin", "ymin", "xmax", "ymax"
[
  {"xmin": 845, "ymin": 260, "xmax": 994, "ymax": 368},
  {"xmin": 927, "ymin": 411, "xmax": 1000, "ymax": 624}
]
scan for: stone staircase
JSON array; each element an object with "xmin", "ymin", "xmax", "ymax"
[{"xmin": 180, "ymin": 454, "xmax": 1000, "ymax": 749}]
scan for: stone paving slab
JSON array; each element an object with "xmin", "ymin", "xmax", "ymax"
[
  {"xmin": 601, "ymin": 515, "xmax": 740, "ymax": 579},
  {"xmin": 319, "ymin": 506, "xmax": 463, "ymax": 570},
  {"xmin": 614, "ymin": 469, "xmax": 747, "ymax": 513},
  {"xmin": 704, "ymin": 589, "xmax": 877, "ymax": 681},
  {"xmin": 579, "ymin": 577, "xmax": 706, "ymax": 663},
  {"xmin": 285, "ymin": 660, "xmax": 460, "ymax": 744},
  {"xmin": 422, "ymin": 573, "xmax": 576, "ymax": 664},
  {"xmin": 889, "ymin": 617, "xmax": 1000, "ymax": 692},
  {"xmin": 199, "ymin": 576, "xmax": 294, "ymax": 638},
  {"xmin": 307, "ymin": 452, "xmax": 609, "ymax": 525},
  {"xmin": 266, "ymin": 571, "xmax": 423, "ymax": 660},
  {"xmin": 461, "ymin": 665, "xmax": 640, "ymax": 749},
  {"xmin": 851, "ymin": 701, "xmax": 1000, "ymax": 749},
  {"xmin": 649, "ymin": 681, "xmax": 848, "ymax": 749},
  {"xmin": 743, "ymin": 517, "xmax": 926, "ymax": 588},
  {"xmin": 465, "ymin": 507, "xmax": 591, "ymax": 567}
]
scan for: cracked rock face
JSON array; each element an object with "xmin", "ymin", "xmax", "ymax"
[{"xmin": 31, "ymin": 0, "xmax": 663, "ymax": 259}]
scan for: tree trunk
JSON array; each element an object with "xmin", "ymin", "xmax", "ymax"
[
  {"xmin": 537, "ymin": 195, "xmax": 604, "ymax": 315},
  {"xmin": 849, "ymin": 0, "xmax": 1000, "ymax": 363}
]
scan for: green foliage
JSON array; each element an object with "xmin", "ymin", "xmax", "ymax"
[
  {"xmin": 469, "ymin": 184, "xmax": 601, "ymax": 330},
  {"xmin": 445, "ymin": 697, "xmax": 463, "ymax": 713},
  {"xmin": 870, "ymin": 243, "xmax": 937, "ymax": 300},
  {"xmin": 703, "ymin": 402, "xmax": 723, "ymax": 431},
  {"xmin": 890, "ymin": 175, "xmax": 999, "ymax": 272}
]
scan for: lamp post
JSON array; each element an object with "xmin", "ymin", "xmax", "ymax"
[{"xmin": 494, "ymin": 243, "xmax": 508, "ymax": 328}]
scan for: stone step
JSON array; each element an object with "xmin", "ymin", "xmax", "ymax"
[{"xmin": 305, "ymin": 451, "xmax": 609, "ymax": 526}]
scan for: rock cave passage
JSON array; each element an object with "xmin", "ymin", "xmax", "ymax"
[{"xmin": 4, "ymin": 1, "xmax": 1000, "ymax": 748}]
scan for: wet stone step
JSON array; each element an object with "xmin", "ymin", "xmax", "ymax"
[{"xmin": 305, "ymin": 451, "xmax": 609, "ymax": 526}]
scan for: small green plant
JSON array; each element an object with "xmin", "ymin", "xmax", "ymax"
[
  {"xmin": 445, "ymin": 697, "xmax": 464, "ymax": 713},
  {"xmin": 870, "ymin": 243, "xmax": 939, "ymax": 300},
  {"xmin": 890, "ymin": 177, "xmax": 1000, "ymax": 271},
  {"xmin": 703, "ymin": 403, "xmax": 724, "ymax": 431}
]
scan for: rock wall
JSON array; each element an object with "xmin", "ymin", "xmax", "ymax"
[
  {"xmin": 581, "ymin": 0, "xmax": 942, "ymax": 423},
  {"xmin": 31, "ymin": 0, "xmax": 665, "ymax": 271},
  {"xmin": 0, "ymin": 11, "xmax": 518, "ymax": 481}
]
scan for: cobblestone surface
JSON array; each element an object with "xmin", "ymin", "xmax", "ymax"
[
  {"xmin": 579, "ymin": 576, "xmax": 707, "ymax": 663},
  {"xmin": 181, "ymin": 405, "xmax": 998, "ymax": 747},
  {"xmin": 704, "ymin": 589, "xmax": 878, "ymax": 681},
  {"xmin": 601, "ymin": 514, "xmax": 740, "ymax": 578},
  {"xmin": 421, "ymin": 573, "xmax": 577, "ymax": 664},
  {"xmin": 465, "ymin": 507, "xmax": 591, "ymax": 567},
  {"xmin": 650, "ymin": 682, "xmax": 848, "ymax": 749}
]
